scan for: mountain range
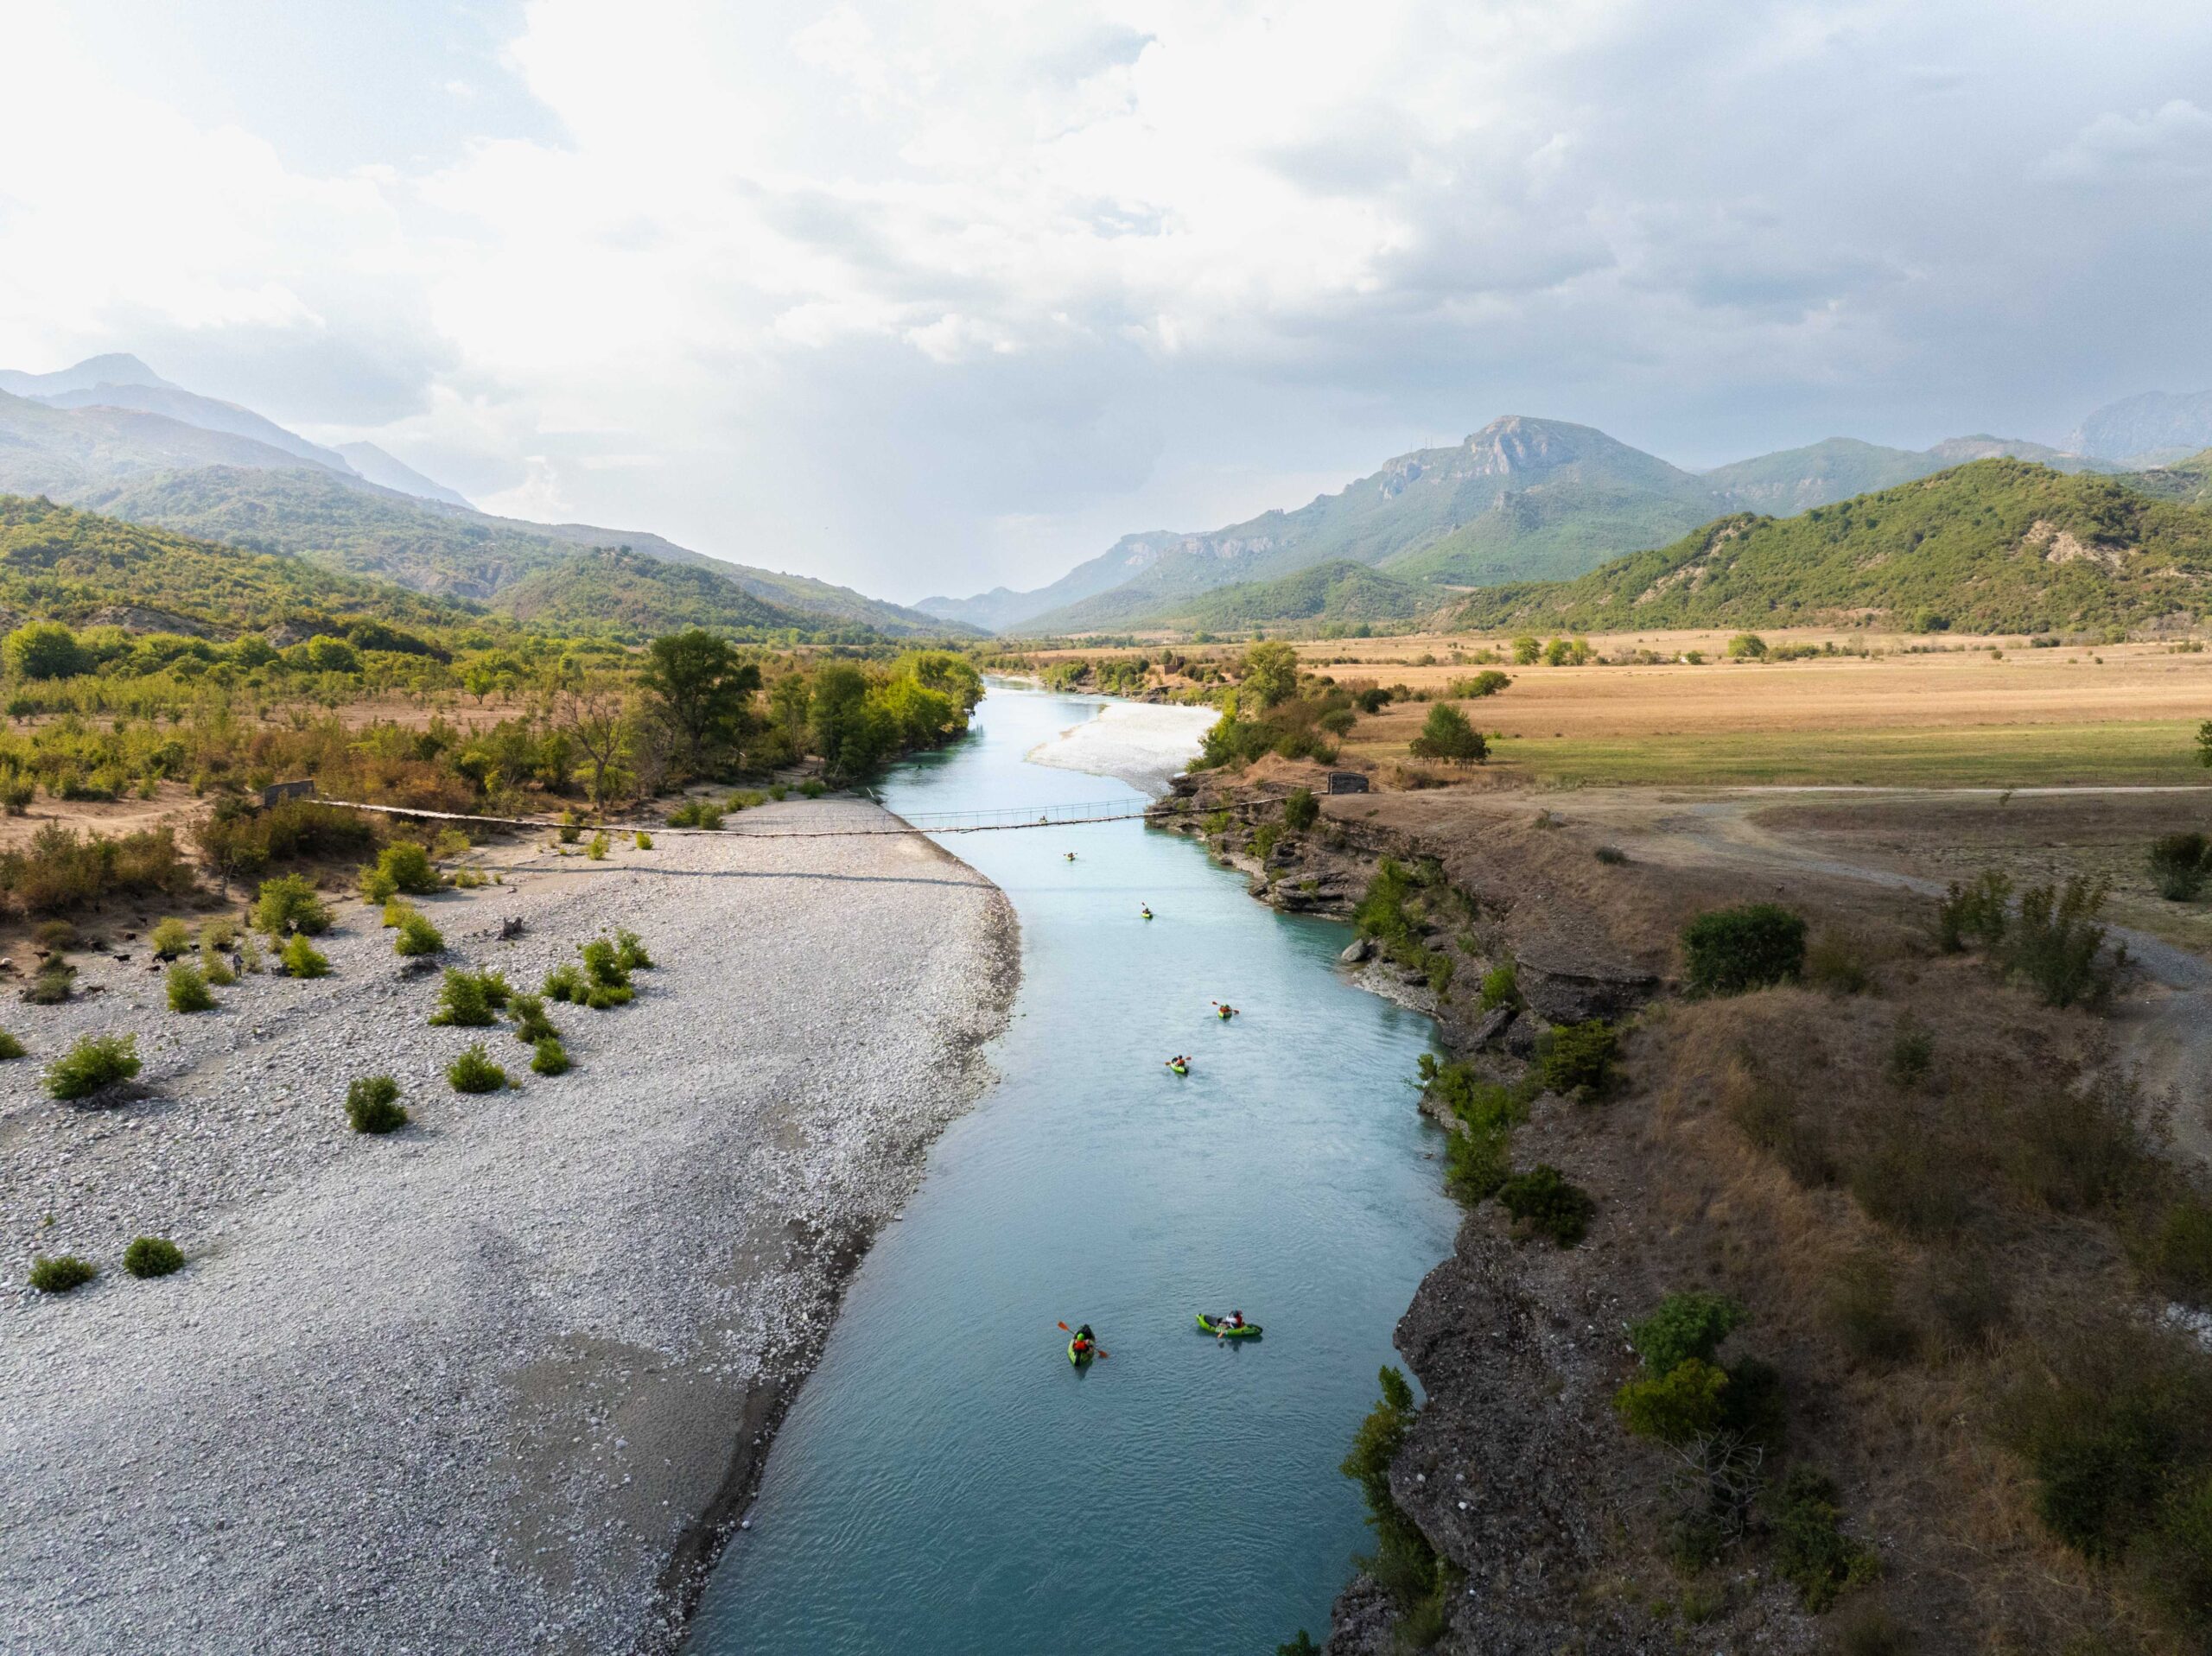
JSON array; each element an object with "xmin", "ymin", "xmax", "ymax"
[
  {"xmin": 0, "ymin": 355, "xmax": 969, "ymax": 641},
  {"xmin": 918, "ymin": 417, "xmax": 2125, "ymax": 635},
  {"xmin": 1451, "ymin": 459, "xmax": 2212, "ymax": 636}
]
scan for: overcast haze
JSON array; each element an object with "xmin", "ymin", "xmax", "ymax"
[{"xmin": 2, "ymin": 0, "xmax": 2209, "ymax": 602}]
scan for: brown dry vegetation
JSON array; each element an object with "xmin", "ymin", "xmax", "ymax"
[{"xmin": 1217, "ymin": 776, "xmax": 2212, "ymax": 1652}]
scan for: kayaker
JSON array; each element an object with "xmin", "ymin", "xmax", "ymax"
[
  {"xmin": 1227, "ymin": 1310, "xmax": 1245, "ymax": 1329},
  {"xmin": 1072, "ymin": 1324, "xmax": 1096, "ymax": 1358},
  {"xmin": 1140, "ymin": 904, "xmax": 1153, "ymax": 919},
  {"xmin": 1065, "ymin": 852, "xmax": 1076, "ymax": 861}
]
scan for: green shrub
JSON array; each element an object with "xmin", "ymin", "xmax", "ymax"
[
  {"xmin": 770, "ymin": 784, "xmax": 789, "ymax": 801},
  {"xmin": 1535, "ymin": 1019, "xmax": 1616, "ymax": 1101},
  {"xmin": 2150, "ymin": 832, "xmax": 2212, "ymax": 902},
  {"xmin": 2139, "ymin": 1195, "xmax": 2212, "ymax": 1308},
  {"xmin": 345, "ymin": 1074, "xmax": 407, "ymax": 1133},
  {"xmin": 1497, "ymin": 1164, "xmax": 1594, "ymax": 1245},
  {"xmin": 0, "ymin": 1030, "xmax": 22, "ymax": 1059},
  {"xmin": 580, "ymin": 937, "xmax": 630, "ymax": 991},
  {"xmin": 25, "ymin": 962, "xmax": 75, "ymax": 1004},
  {"xmin": 1282, "ymin": 787, "xmax": 1319, "ymax": 831},
  {"xmin": 586, "ymin": 831, "xmax": 610, "ymax": 860},
  {"xmin": 510, "ymin": 992, "xmax": 560, "ymax": 1044},
  {"xmin": 634, "ymin": 830, "xmax": 653, "ymax": 850},
  {"xmin": 45, "ymin": 1032, "xmax": 139, "ymax": 1100},
  {"xmin": 668, "ymin": 801, "xmax": 725, "ymax": 829},
  {"xmin": 1885, "ymin": 1018, "xmax": 1934, "ymax": 1088},
  {"xmin": 1408, "ymin": 701, "xmax": 1487, "ymax": 763},
  {"xmin": 447, "ymin": 1043, "xmax": 509, "ymax": 1093},
  {"xmin": 584, "ymin": 981, "xmax": 634, "ymax": 1009},
  {"xmin": 531, "ymin": 1036, "xmax": 571, "ymax": 1075},
  {"xmin": 1, "ymin": 822, "xmax": 192, "ymax": 915},
  {"xmin": 1630, "ymin": 1292, "xmax": 1747, "ymax": 1374},
  {"xmin": 358, "ymin": 864, "xmax": 398, "ymax": 903},
  {"xmin": 613, "ymin": 928, "xmax": 653, "ymax": 972},
  {"xmin": 2003, "ymin": 877, "xmax": 2119, "ymax": 1008},
  {"xmin": 556, "ymin": 813, "xmax": 582, "ymax": 845},
  {"xmin": 251, "ymin": 873, "xmax": 333, "ymax": 936},
  {"xmin": 165, "ymin": 961, "xmax": 216, "ymax": 1012},
  {"xmin": 429, "ymin": 968, "xmax": 499, "ymax": 1027},
  {"xmin": 800, "ymin": 778, "xmax": 826, "ymax": 798},
  {"xmin": 1443, "ymin": 1113, "xmax": 1510, "ymax": 1201},
  {"xmin": 1936, "ymin": 869, "xmax": 2011, "ymax": 953},
  {"xmin": 542, "ymin": 963, "xmax": 587, "ymax": 1004},
  {"xmin": 1767, "ymin": 1467, "xmax": 1877, "ymax": 1611},
  {"xmin": 200, "ymin": 945, "xmax": 236, "ymax": 987},
  {"xmin": 279, "ymin": 935, "xmax": 331, "ymax": 978},
  {"xmin": 1478, "ymin": 961, "xmax": 1519, "ymax": 1010},
  {"xmin": 29, "ymin": 1253, "xmax": 97, "ymax": 1293},
  {"xmin": 1682, "ymin": 904, "xmax": 1806, "ymax": 995},
  {"xmin": 123, "ymin": 1235, "xmax": 185, "ymax": 1278},
  {"xmin": 148, "ymin": 917, "xmax": 192, "ymax": 960},
  {"xmin": 392, "ymin": 909, "xmax": 444, "ymax": 957},
  {"xmin": 1341, "ymin": 1367, "xmax": 1446, "ymax": 1625},
  {"xmin": 1615, "ymin": 1357, "xmax": 1731, "ymax": 1443}
]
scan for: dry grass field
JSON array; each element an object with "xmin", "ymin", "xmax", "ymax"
[{"xmin": 1036, "ymin": 630, "xmax": 2212, "ymax": 787}]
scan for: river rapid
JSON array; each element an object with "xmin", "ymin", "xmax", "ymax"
[{"xmin": 688, "ymin": 684, "xmax": 1458, "ymax": 1654}]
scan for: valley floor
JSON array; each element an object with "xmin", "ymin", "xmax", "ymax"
[{"xmin": 0, "ymin": 802, "xmax": 1016, "ymax": 1654}]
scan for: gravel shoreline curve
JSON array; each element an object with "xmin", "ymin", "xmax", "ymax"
[{"xmin": 1, "ymin": 798, "xmax": 1017, "ymax": 1655}]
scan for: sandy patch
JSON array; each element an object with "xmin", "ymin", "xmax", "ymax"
[{"xmin": 1024, "ymin": 701, "xmax": 1217, "ymax": 795}]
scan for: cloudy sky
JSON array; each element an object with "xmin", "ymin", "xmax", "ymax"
[{"xmin": 1, "ymin": 0, "xmax": 2209, "ymax": 602}]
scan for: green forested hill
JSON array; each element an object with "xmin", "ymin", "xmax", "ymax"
[
  {"xmin": 82, "ymin": 466, "xmax": 963, "ymax": 638},
  {"xmin": 0, "ymin": 493, "xmax": 474, "ymax": 632},
  {"xmin": 490, "ymin": 548, "xmax": 835, "ymax": 639},
  {"xmin": 1129, "ymin": 560, "xmax": 1439, "ymax": 631},
  {"xmin": 2115, "ymin": 449, "xmax": 2212, "ymax": 504},
  {"xmin": 1452, "ymin": 460, "xmax": 2212, "ymax": 634}
]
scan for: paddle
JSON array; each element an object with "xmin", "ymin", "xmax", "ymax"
[{"xmin": 1057, "ymin": 1320, "xmax": 1110, "ymax": 1359}]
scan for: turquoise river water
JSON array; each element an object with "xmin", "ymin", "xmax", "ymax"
[{"xmin": 688, "ymin": 685, "xmax": 1459, "ymax": 1654}]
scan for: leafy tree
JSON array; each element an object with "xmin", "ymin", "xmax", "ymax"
[
  {"xmin": 1726, "ymin": 631, "xmax": 1768, "ymax": 659},
  {"xmin": 1408, "ymin": 702, "xmax": 1487, "ymax": 764},
  {"xmin": 1512, "ymin": 636, "xmax": 1541, "ymax": 664},
  {"xmin": 6, "ymin": 621, "xmax": 89, "ymax": 681},
  {"xmin": 1239, "ymin": 640, "xmax": 1301, "ymax": 709},
  {"xmin": 639, "ymin": 629, "xmax": 762, "ymax": 767},
  {"xmin": 552, "ymin": 676, "xmax": 633, "ymax": 810},
  {"xmin": 2198, "ymin": 720, "xmax": 2212, "ymax": 770}
]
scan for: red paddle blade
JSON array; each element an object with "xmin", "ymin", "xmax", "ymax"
[{"xmin": 1057, "ymin": 1322, "xmax": 1070, "ymax": 1331}]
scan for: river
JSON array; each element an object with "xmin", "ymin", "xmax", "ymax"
[{"xmin": 688, "ymin": 684, "xmax": 1459, "ymax": 1654}]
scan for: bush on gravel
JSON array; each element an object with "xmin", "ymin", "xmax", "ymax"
[
  {"xmin": 251, "ymin": 873, "xmax": 333, "ymax": 937},
  {"xmin": 530, "ymin": 1035, "xmax": 571, "ymax": 1075},
  {"xmin": 345, "ymin": 1075, "xmax": 408, "ymax": 1133},
  {"xmin": 45, "ymin": 1032, "xmax": 139, "ymax": 1100},
  {"xmin": 429, "ymin": 968, "xmax": 502, "ymax": 1027},
  {"xmin": 391, "ymin": 908, "xmax": 444, "ymax": 957},
  {"xmin": 279, "ymin": 934, "xmax": 331, "ymax": 979},
  {"xmin": 123, "ymin": 1236, "xmax": 185, "ymax": 1278},
  {"xmin": 165, "ymin": 961, "xmax": 216, "ymax": 1012},
  {"xmin": 447, "ymin": 1043, "xmax": 509, "ymax": 1094},
  {"xmin": 29, "ymin": 1253, "xmax": 98, "ymax": 1292},
  {"xmin": 149, "ymin": 917, "xmax": 193, "ymax": 959}
]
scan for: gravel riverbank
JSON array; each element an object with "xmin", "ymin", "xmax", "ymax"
[{"xmin": 0, "ymin": 799, "xmax": 1016, "ymax": 1654}]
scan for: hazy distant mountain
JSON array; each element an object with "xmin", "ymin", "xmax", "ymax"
[
  {"xmin": 0, "ymin": 389, "xmax": 336, "ymax": 498},
  {"xmin": 0, "ymin": 354, "xmax": 353, "ymax": 472},
  {"xmin": 2069, "ymin": 390, "xmax": 2212, "ymax": 467},
  {"xmin": 83, "ymin": 465, "xmax": 967, "ymax": 637},
  {"xmin": 0, "ymin": 359, "xmax": 970, "ymax": 638},
  {"xmin": 0, "ymin": 353, "xmax": 173, "ymax": 398},
  {"xmin": 333, "ymin": 441, "xmax": 471, "ymax": 508},
  {"xmin": 1138, "ymin": 560, "xmax": 1440, "ymax": 631},
  {"xmin": 935, "ymin": 415, "xmax": 2088, "ymax": 635}
]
